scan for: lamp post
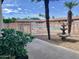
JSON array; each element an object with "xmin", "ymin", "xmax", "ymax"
[
  {"xmin": 0, "ymin": 0, "xmax": 3, "ymax": 28},
  {"xmin": 0, "ymin": 0, "xmax": 4, "ymax": 37}
]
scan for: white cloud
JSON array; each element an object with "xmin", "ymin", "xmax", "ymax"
[
  {"xmin": 52, "ymin": 7, "xmax": 55, "ymax": 9},
  {"xmin": 3, "ymin": 8, "xmax": 12, "ymax": 13},
  {"xmin": 5, "ymin": 4, "xmax": 15, "ymax": 6},
  {"xmin": 24, "ymin": 9, "xmax": 32, "ymax": 13},
  {"xmin": 3, "ymin": 8, "xmax": 19, "ymax": 13},
  {"xmin": 18, "ymin": 8, "xmax": 22, "ymax": 10},
  {"xmin": 3, "ymin": 3, "xmax": 18, "ymax": 7},
  {"xmin": 13, "ymin": 10, "xmax": 19, "ymax": 13},
  {"xmin": 38, "ymin": 5, "xmax": 43, "ymax": 8}
]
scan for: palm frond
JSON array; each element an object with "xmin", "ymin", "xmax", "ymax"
[{"xmin": 64, "ymin": 1, "xmax": 79, "ymax": 9}]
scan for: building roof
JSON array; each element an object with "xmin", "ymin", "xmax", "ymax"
[{"xmin": 16, "ymin": 16, "xmax": 79, "ymax": 23}]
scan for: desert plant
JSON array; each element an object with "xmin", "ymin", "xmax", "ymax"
[{"xmin": 0, "ymin": 29, "xmax": 34, "ymax": 59}]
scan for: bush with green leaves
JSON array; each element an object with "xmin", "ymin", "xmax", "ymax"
[
  {"xmin": 0, "ymin": 29, "xmax": 34, "ymax": 56},
  {"xmin": 3, "ymin": 18, "xmax": 16, "ymax": 23}
]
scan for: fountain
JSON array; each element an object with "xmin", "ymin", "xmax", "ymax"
[{"xmin": 59, "ymin": 23, "xmax": 69, "ymax": 41}]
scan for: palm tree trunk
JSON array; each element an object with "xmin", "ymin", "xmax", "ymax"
[
  {"xmin": 44, "ymin": 0, "xmax": 51, "ymax": 40},
  {"xmin": 68, "ymin": 10, "xmax": 72, "ymax": 35},
  {"xmin": 0, "ymin": 0, "xmax": 3, "ymax": 30}
]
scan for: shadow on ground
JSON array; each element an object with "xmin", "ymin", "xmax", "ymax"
[
  {"xmin": 63, "ymin": 39, "xmax": 79, "ymax": 43},
  {"xmin": 35, "ymin": 35, "xmax": 79, "ymax": 44}
]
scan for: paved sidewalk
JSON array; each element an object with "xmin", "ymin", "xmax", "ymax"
[{"xmin": 27, "ymin": 39, "xmax": 79, "ymax": 59}]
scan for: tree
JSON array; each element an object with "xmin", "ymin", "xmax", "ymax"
[
  {"xmin": 52, "ymin": 16, "xmax": 55, "ymax": 19},
  {"xmin": 24, "ymin": 17, "xmax": 29, "ymax": 20},
  {"xmin": 39, "ymin": 14, "xmax": 45, "ymax": 17},
  {"xmin": 32, "ymin": 0, "xmax": 59, "ymax": 40},
  {"xmin": 11, "ymin": 17, "xmax": 16, "ymax": 22},
  {"xmin": 0, "ymin": 0, "xmax": 4, "ymax": 30},
  {"xmin": 64, "ymin": 1, "xmax": 78, "ymax": 35},
  {"xmin": 3, "ymin": 18, "xmax": 16, "ymax": 23},
  {"xmin": 3, "ymin": 18, "xmax": 16, "ymax": 28},
  {"xmin": 30, "ymin": 17, "xmax": 40, "ymax": 20}
]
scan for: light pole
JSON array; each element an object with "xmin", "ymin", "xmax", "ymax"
[{"xmin": 0, "ymin": 0, "xmax": 4, "ymax": 37}]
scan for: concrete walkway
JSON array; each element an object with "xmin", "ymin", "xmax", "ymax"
[{"xmin": 27, "ymin": 39, "xmax": 79, "ymax": 59}]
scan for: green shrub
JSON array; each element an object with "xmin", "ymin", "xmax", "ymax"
[
  {"xmin": 3, "ymin": 18, "xmax": 16, "ymax": 23},
  {"xmin": 0, "ymin": 29, "xmax": 34, "ymax": 56}
]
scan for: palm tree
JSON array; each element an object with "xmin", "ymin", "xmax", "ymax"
[
  {"xmin": 64, "ymin": 1, "xmax": 78, "ymax": 35},
  {"xmin": 32, "ymin": 0, "xmax": 59, "ymax": 40}
]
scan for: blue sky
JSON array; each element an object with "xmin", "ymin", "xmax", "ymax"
[{"xmin": 2, "ymin": 0, "xmax": 79, "ymax": 19}]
